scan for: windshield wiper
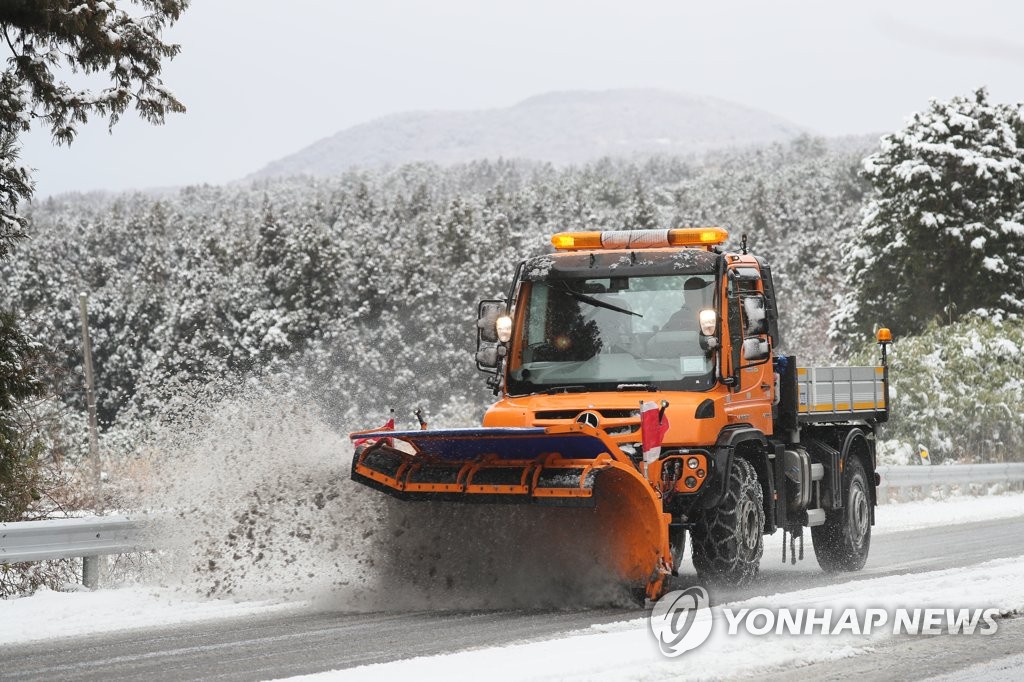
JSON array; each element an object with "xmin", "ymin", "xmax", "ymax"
[
  {"xmin": 542, "ymin": 385, "xmax": 588, "ymax": 394},
  {"xmin": 617, "ymin": 383, "xmax": 657, "ymax": 391},
  {"xmin": 552, "ymin": 283, "xmax": 642, "ymax": 318}
]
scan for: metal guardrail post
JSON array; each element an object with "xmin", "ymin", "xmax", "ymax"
[{"xmin": 83, "ymin": 556, "xmax": 99, "ymax": 589}]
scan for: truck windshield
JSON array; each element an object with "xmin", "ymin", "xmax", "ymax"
[{"xmin": 507, "ymin": 274, "xmax": 716, "ymax": 394}]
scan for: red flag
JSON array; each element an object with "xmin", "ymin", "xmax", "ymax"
[
  {"xmin": 353, "ymin": 415, "xmax": 395, "ymax": 448},
  {"xmin": 640, "ymin": 400, "xmax": 670, "ymax": 466}
]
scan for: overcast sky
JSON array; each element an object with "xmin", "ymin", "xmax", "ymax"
[{"xmin": 16, "ymin": 0, "xmax": 1024, "ymax": 197}]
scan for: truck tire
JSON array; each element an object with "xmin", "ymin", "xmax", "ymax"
[
  {"xmin": 812, "ymin": 456, "xmax": 871, "ymax": 572},
  {"xmin": 691, "ymin": 457, "xmax": 764, "ymax": 585}
]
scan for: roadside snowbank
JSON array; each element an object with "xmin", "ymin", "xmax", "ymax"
[
  {"xmin": 0, "ymin": 585, "xmax": 300, "ymax": 645},
  {"xmin": 755, "ymin": 491, "xmax": 1024, "ymax": 559},
  {"xmin": 873, "ymin": 492, "xmax": 1024, "ymax": 534}
]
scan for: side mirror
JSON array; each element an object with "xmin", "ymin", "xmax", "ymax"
[
  {"xmin": 477, "ymin": 299, "xmax": 507, "ymax": 371},
  {"xmin": 737, "ymin": 293, "xmax": 770, "ymax": 366},
  {"xmin": 742, "ymin": 337, "xmax": 770, "ymax": 362},
  {"xmin": 742, "ymin": 294, "xmax": 768, "ymax": 336},
  {"xmin": 725, "ymin": 269, "xmax": 772, "ymax": 385},
  {"xmin": 477, "ymin": 342, "xmax": 501, "ymax": 368},
  {"xmin": 477, "ymin": 300, "xmax": 505, "ymax": 343}
]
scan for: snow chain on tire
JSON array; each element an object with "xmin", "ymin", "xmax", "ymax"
[{"xmin": 691, "ymin": 457, "xmax": 764, "ymax": 585}]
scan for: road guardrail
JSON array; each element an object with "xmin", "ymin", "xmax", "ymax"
[
  {"xmin": 0, "ymin": 515, "xmax": 148, "ymax": 588},
  {"xmin": 877, "ymin": 463, "xmax": 1024, "ymax": 503}
]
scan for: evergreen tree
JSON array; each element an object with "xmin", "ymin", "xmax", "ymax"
[
  {"xmin": 0, "ymin": 0, "xmax": 188, "ymax": 518},
  {"xmin": 831, "ymin": 88, "xmax": 1024, "ymax": 348},
  {"xmin": 623, "ymin": 181, "xmax": 659, "ymax": 230},
  {"xmin": 858, "ymin": 315, "xmax": 1024, "ymax": 463},
  {"xmin": 0, "ymin": 131, "xmax": 31, "ymax": 259},
  {"xmin": 0, "ymin": 310, "xmax": 44, "ymax": 522},
  {"xmin": 0, "ymin": 1, "xmax": 186, "ymax": 141},
  {"xmin": 1, "ymin": 0, "xmax": 187, "ymax": 231}
]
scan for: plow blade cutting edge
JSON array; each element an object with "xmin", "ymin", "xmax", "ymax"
[{"xmin": 349, "ymin": 424, "xmax": 673, "ymax": 598}]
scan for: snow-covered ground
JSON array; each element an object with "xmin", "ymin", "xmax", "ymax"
[
  {"xmin": 0, "ymin": 586, "xmax": 303, "ymax": 645},
  {"xmin": 293, "ymin": 555, "xmax": 1024, "ymax": 682},
  {"xmin": 1, "ymin": 491, "xmax": 1022, "ymax": 649},
  {"xmin": 872, "ymin": 492, "xmax": 1024, "ymax": 534}
]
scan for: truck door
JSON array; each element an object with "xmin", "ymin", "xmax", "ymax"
[{"xmin": 723, "ymin": 262, "xmax": 774, "ymax": 434}]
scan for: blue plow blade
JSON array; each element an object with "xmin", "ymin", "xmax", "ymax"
[{"xmin": 350, "ymin": 427, "xmax": 615, "ymax": 461}]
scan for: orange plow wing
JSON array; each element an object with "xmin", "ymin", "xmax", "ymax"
[{"xmin": 349, "ymin": 424, "xmax": 673, "ymax": 598}]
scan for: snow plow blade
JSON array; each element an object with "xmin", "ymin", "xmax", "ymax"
[{"xmin": 349, "ymin": 423, "xmax": 673, "ymax": 597}]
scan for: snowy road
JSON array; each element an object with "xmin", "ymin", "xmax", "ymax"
[
  {"xmin": 3, "ymin": 513, "xmax": 1023, "ymax": 681},
  {"xmin": 757, "ymin": 615, "xmax": 1024, "ymax": 682}
]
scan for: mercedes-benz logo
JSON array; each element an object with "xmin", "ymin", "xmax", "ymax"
[{"xmin": 576, "ymin": 411, "xmax": 600, "ymax": 428}]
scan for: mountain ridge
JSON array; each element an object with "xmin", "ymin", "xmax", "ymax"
[{"xmin": 249, "ymin": 89, "xmax": 812, "ymax": 179}]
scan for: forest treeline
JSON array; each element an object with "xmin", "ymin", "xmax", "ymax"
[{"xmin": 2, "ymin": 138, "xmax": 869, "ymax": 445}]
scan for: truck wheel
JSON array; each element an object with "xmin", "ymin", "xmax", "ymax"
[
  {"xmin": 691, "ymin": 458, "xmax": 764, "ymax": 585},
  {"xmin": 812, "ymin": 456, "xmax": 871, "ymax": 572}
]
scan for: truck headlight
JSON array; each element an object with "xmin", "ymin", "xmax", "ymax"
[{"xmin": 699, "ymin": 309, "xmax": 717, "ymax": 336}]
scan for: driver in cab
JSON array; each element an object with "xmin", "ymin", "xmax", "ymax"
[{"xmin": 663, "ymin": 277, "xmax": 711, "ymax": 332}]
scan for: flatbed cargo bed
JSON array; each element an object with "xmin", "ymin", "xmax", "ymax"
[{"xmin": 796, "ymin": 365, "xmax": 888, "ymax": 424}]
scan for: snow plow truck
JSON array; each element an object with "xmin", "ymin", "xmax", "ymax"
[{"xmin": 350, "ymin": 227, "xmax": 891, "ymax": 601}]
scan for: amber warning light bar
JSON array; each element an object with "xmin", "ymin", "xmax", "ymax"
[{"xmin": 551, "ymin": 228, "xmax": 729, "ymax": 251}]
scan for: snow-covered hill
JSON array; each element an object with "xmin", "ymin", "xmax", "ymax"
[{"xmin": 248, "ymin": 89, "xmax": 809, "ymax": 179}]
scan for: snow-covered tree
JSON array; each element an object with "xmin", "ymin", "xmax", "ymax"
[
  {"xmin": 831, "ymin": 88, "xmax": 1024, "ymax": 348},
  {"xmin": 0, "ymin": 0, "xmax": 188, "ymax": 520},
  {"xmin": 866, "ymin": 315, "xmax": 1024, "ymax": 464},
  {"xmin": 0, "ymin": 1, "xmax": 186, "ymax": 139},
  {"xmin": 1, "ymin": 0, "xmax": 187, "ymax": 225},
  {"xmin": 0, "ymin": 310, "xmax": 45, "ymax": 522},
  {"xmin": 0, "ymin": 131, "xmax": 32, "ymax": 258}
]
